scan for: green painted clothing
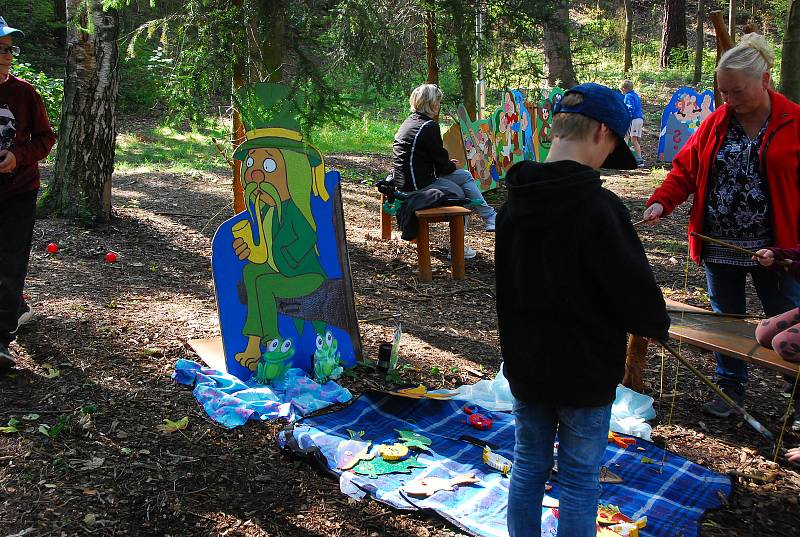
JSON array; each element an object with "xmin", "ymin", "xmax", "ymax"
[{"xmin": 241, "ymin": 198, "xmax": 325, "ymax": 338}]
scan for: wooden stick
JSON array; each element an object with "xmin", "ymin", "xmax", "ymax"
[
  {"xmin": 658, "ymin": 339, "xmax": 774, "ymax": 442},
  {"xmin": 211, "ymin": 137, "xmax": 235, "ymax": 167},
  {"xmin": 666, "ymin": 308, "xmax": 765, "ymax": 319},
  {"xmin": 690, "ymin": 232, "xmax": 790, "ymax": 267}
]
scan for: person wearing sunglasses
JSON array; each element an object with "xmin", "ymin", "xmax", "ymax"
[{"xmin": 0, "ymin": 16, "xmax": 56, "ymax": 371}]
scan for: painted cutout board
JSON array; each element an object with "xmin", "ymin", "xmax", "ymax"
[
  {"xmin": 441, "ymin": 122, "xmax": 467, "ymax": 169},
  {"xmin": 657, "ymin": 86, "xmax": 715, "ymax": 162},
  {"xmin": 457, "ymin": 87, "xmax": 563, "ymax": 192},
  {"xmin": 211, "ymin": 83, "xmax": 361, "ymax": 382}
]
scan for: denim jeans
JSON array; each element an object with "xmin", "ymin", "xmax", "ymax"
[
  {"xmin": 422, "ymin": 168, "xmax": 496, "ymax": 221},
  {"xmin": 0, "ymin": 189, "xmax": 37, "ymax": 346},
  {"xmin": 507, "ymin": 398, "xmax": 612, "ymax": 537},
  {"xmin": 704, "ymin": 261, "xmax": 800, "ymax": 394}
]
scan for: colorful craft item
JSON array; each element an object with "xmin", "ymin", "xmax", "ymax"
[
  {"xmin": 253, "ymin": 337, "xmax": 295, "ymax": 385},
  {"xmin": 608, "ymin": 516, "xmax": 648, "ymax": 537},
  {"xmin": 599, "ymin": 466, "xmax": 624, "ymax": 484},
  {"xmin": 482, "ymin": 446, "xmax": 512, "ymax": 476},
  {"xmin": 463, "ymin": 405, "xmax": 493, "ymax": 430},
  {"xmin": 336, "ymin": 429, "xmax": 374, "ymax": 470},
  {"xmin": 597, "ymin": 504, "xmax": 633, "ymax": 525},
  {"xmin": 376, "ymin": 443, "xmax": 409, "ymax": 461},
  {"xmin": 389, "ymin": 384, "xmax": 458, "ymax": 400},
  {"xmin": 352, "ymin": 454, "xmax": 426, "ymax": 479},
  {"xmin": 641, "ymin": 457, "xmax": 657, "ymax": 464},
  {"xmin": 396, "ymin": 429, "xmax": 432, "ymax": 452},
  {"xmin": 402, "ymin": 472, "xmax": 480, "ymax": 497},
  {"xmin": 608, "ymin": 431, "xmax": 637, "ymax": 449},
  {"xmin": 313, "ymin": 330, "xmax": 343, "ymax": 383}
]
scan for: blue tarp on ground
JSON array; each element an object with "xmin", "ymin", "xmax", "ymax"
[{"xmin": 279, "ymin": 391, "xmax": 731, "ymax": 537}]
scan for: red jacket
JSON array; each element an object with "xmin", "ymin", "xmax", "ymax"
[{"xmin": 647, "ymin": 90, "xmax": 800, "ymax": 264}]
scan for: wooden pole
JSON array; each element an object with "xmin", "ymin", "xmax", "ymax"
[
  {"xmin": 690, "ymin": 232, "xmax": 791, "ymax": 267},
  {"xmin": 709, "ymin": 10, "xmax": 734, "ymax": 106}
]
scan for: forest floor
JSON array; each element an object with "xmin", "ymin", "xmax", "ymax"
[{"xmin": 2, "ymin": 113, "xmax": 800, "ymax": 536}]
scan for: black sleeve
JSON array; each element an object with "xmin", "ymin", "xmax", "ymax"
[
  {"xmin": 421, "ymin": 121, "xmax": 457, "ymax": 177},
  {"xmin": 584, "ymin": 194, "xmax": 670, "ymax": 340}
]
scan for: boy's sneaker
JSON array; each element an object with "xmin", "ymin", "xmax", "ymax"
[
  {"xmin": 11, "ymin": 301, "xmax": 33, "ymax": 335},
  {"xmin": 484, "ymin": 213, "xmax": 496, "ymax": 232},
  {"xmin": 448, "ymin": 246, "xmax": 477, "ymax": 260},
  {"xmin": 702, "ymin": 389, "xmax": 743, "ymax": 418},
  {"xmin": 0, "ymin": 343, "xmax": 16, "ymax": 372},
  {"xmin": 636, "ymin": 157, "xmax": 646, "ymax": 168}
]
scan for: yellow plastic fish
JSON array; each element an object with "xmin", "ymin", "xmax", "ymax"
[
  {"xmin": 482, "ymin": 446, "xmax": 512, "ymax": 475},
  {"xmin": 376, "ymin": 443, "xmax": 409, "ymax": 461}
]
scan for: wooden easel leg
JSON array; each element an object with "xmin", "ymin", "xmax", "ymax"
[
  {"xmin": 450, "ymin": 216, "xmax": 465, "ymax": 280},
  {"xmin": 623, "ymin": 334, "xmax": 649, "ymax": 392},
  {"xmin": 417, "ymin": 221, "xmax": 432, "ymax": 282}
]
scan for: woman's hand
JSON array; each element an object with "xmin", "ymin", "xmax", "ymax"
[
  {"xmin": 642, "ymin": 203, "xmax": 664, "ymax": 224},
  {"xmin": 753, "ymin": 249, "xmax": 775, "ymax": 267}
]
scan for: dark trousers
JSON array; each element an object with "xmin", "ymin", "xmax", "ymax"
[
  {"xmin": 704, "ymin": 261, "xmax": 800, "ymax": 395},
  {"xmin": 0, "ymin": 189, "xmax": 36, "ymax": 346}
]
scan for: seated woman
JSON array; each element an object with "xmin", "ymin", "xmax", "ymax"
[{"xmin": 392, "ymin": 83, "xmax": 496, "ymax": 259}]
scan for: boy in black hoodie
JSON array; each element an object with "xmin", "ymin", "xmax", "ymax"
[{"xmin": 496, "ymin": 83, "xmax": 669, "ymax": 537}]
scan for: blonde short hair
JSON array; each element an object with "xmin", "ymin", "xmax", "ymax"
[
  {"xmin": 551, "ymin": 92, "xmax": 600, "ymax": 141},
  {"xmin": 409, "ymin": 84, "xmax": 443, "ymax": 117},
  {"xmin": 620, "ymin": 80, "xmax": 634, "ymax": 92},
  {"xmin": 717, "ymin": 33, "xmax": 774, "ymax": 78}
]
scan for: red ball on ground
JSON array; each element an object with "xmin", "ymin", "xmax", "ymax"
[
  {"xmin": 47, "ymin": 242, "xmax": 59, "ymax": 254},
  {"xmin": 105, "ymin": 252, "xmax": 118, "ymax": 263}
]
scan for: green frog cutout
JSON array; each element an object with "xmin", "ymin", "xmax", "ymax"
[
  {"xmin": 253, "ymin": 337, "xmax": 295, "ymax": 385},
  {"xmin": 313, "ymin": 329, "xmax": 343, "ymax": 383}
]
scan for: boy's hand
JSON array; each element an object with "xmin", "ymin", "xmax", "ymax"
[
  {"xmin": 642, "ymin": 203, "xmax": 663, "ymax": 224},
  {"xmin": 0, "ymin": 150, "xmax": 16, "ymax": 173},
  {"xmin": 753, "ymin": 249, "xmax": 775, "ymax": 267}
]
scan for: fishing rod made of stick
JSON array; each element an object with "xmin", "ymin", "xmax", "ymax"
[
  {"xmin": 690, "ymin": 232, "xmax": 791, "ymax": 269},
  {"xmin": 658, "ymin": 339, "xmax": 774, "ymax": 442}
]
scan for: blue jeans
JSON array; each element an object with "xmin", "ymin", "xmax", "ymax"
[
  {"xmin": 422, "ymin": 169, "xmax": 495, "ymax": 221},
  {"xmin": 508, "ymin": 399, "xmax": 612, "ymax": 537},
  {"xmin": 704, "ymin": 262, "xmax": 800, "ymax": 394}
]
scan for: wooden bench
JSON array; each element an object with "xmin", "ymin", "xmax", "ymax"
[
  {"xmin": 623, "ymin": 298, "xmax": 800, "ymax": 391},
  {"xmin": 379, "ymin": 195, "xmax": 471, "ymax": 282}
]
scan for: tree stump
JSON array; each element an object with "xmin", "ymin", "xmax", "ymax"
[{"xmin": 623, "ymin": 334, "xmax": 649, "ymax": 392}]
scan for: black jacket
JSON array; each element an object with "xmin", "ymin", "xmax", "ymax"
[
  {"xmin": 495, "ymin": 160, "xmax": 670, "ymax": 408},
  {"xmin": 392, "ymin": 112, "xmax": 456, "ymax": 192}
]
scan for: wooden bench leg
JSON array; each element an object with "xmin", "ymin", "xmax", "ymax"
[
  {"xmin": 450, "ymin": 216, "xmax": 465, "ymax": 280},
  {"xmin": 380, "ymin": 194, "xmax": 392, "ymax": 240},
  {"xmin": 417, "ymin": 220, "xmax": 432, "ymax": 282},
  {"xmin": 623, "ymin": 334, "xmax": 648, "ymax": 392}
]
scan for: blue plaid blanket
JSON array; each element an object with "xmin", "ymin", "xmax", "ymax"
[{"xmin": 279, "ymin": 392, "xmax": 731, "ymax": 537}]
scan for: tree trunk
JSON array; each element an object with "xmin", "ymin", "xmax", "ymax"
[
  {"xmin": 452, "ymin": 1, "xmax": 476, "ymax": 120},
  {"xmin": 232, "ymin": 0, "xmax": 246, "ymax": 214},
  {"xmin": 780, "ymin": 0, "xmax": 800, "ymax": 103},
  {"xmin": 692, "ymin": 0, "xmax": 704, "ymax": 84},
  {"xmin": 729, "ymin": 0, "xmax": 737, "ymax": 44},
  {"xmin": 39, "ymin": 0, "xmax": 119, "ymax": 223},
  {"xmin": 52, "ymin": 0, "xmax": 67, "ymax": 49},
  {"xmin": 543, "ymin": 0, "xmax": 578, "ymax": 88},
  {"xmin": 425, "ymin": 10, "xmax": 439, "ymax": 85},
  {"xmin": 258, "ymin": 0, "xmax": 285, "ymax": 82},
  {"xmin": 660, "ymin": 0, "xmax": 688, "ymax": 67},
  {"xmin": 623, "ymin": 0, "xmax": 633, "ymax": 73}
]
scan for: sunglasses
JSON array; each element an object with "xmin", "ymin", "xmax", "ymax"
[{"xmin": 0, "ymin": 45, "xmax": 20, "ymax": 56}]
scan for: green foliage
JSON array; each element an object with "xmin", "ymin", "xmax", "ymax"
[
  {"xmin": 10, "ymin": 61, "xmax": 64, "ymax": 130},
  {"xmin": 311, "ymin": 114, "xmax": 396, "ymax": 156},
  {"xmin": 115, "ymin": 124, "xmax": 229, "ymax": 173}
]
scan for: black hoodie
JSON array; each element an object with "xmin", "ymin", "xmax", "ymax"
[{"xmin": 495, "ymin": 160, "xmax": 670, "ymax": 408}]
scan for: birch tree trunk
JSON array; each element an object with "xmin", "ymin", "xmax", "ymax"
[
  {"xmin": 780, "ymin": 0, "xmax": 800, "ymax": 103},
  {"xmin": 543, "ymin": 0, "xmax": 578, "ymax": 88},
  {"xmin": 38, "ymin": 0, "xmax": 119, "ymax": 223}
]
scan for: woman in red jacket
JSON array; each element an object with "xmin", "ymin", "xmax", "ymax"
[{"xmin": 642, "ymin": 33, "xmax": 800, "ymax": 420}]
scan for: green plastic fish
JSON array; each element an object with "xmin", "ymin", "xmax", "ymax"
[
  {"xmin": 396, "ymin": 429, "xmax": 432, "ymax": 452},
  {"xmin": 352, "ymin": 454, "xmax": 427, "ymax": 479}
]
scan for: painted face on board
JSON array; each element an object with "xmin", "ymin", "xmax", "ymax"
[
  {"xmin": 243, "ymin": 147, "xmax": 290, "ymax": 205},
  {"xmin": 717, "ymin": 69, "xmax": 770, "ymax": 116}
]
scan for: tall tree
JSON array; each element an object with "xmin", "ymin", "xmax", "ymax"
[
  {"xmin": 660, "ymin": 0, "xmax": 688, "ymax": 67},
  {"xmin": 450, "ymin": 0, "xmax": 476, "ymax": 119},
  {"xmin": 780, "ymin": 0, "xmax": 800, "ymax": 103},
  {"xmin": 692, "ymin": 0, "xmax": 705, "ymax": 84},
  {"xmin": 425, "ymin": 10, "xmax": 439, "ymax": 85},
  {"xmin": 543, "ymin": 0, "xmax": 578, "ymax": 87},
  {"xmin": 623, "ymin": 0, "xmax": 633, "ymax": 73},
  {"xmin": 38, "ymin": 0, "xmax": 120, "ymax": 223}
]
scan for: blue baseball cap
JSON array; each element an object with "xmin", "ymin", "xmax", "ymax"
[
  {"xmin": 553, "ymin": 82, "xmax": 636, "ymax": 170},
  {"xmin": 0, "ymin": 17, "xmax": 24, "ymax": 38}
]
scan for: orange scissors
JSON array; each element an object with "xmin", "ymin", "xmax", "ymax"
[{"xmin": 608, "ymin": 431, "xmax": 637, "ymax": 449}]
